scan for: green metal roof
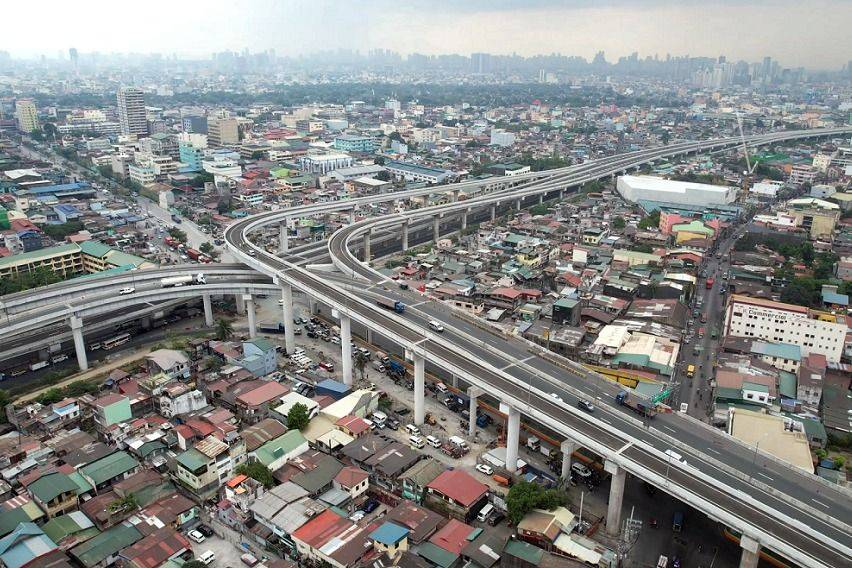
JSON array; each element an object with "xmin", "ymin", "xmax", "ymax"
[
  {"xmin": 503, "ymin": 539, "xmax": 544, "ymax": 564},
  {"xmin": 42, "ymin": 513, "xmax": 99, "ymax": 544},
  {"xmin": 417, "ymin": 542, "xmax": 459, "ymax": 568},
  {"xmin": 255, "ymin": 430, "xmax": 308, "ymax": 467},
  {"xmin": 80, "ymin": 451, "xmax": 139, "ymax": 486},
  {"xmin": 0, "ymin": 243, "xmax": 79, "ymax": 268},
  {"xmin": 70, "ymin": 523, "xmax": 142, "ymax": 568},
  {"xmin": 27, "ymin": 472, "xmax": 79, "ymax": 503},
  {"xmin": 175, "ymin": 448, "xmax": 209, "ymax": 473},
  {"xmin": 246, "ymin": 337, "xmax": 276, "ymax": 353},
  {"xmin": 67, "ymin": 471, "xmax": 93, "ymax": 495},
  {"xmin": 78, "ymin": 240, "xmax": 111, "ymax": 258}
]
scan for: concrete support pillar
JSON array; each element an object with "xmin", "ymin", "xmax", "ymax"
[
  {"xmin": 244, "ymin": 294, "xmax": 256, "ymax": 339},
  {"xmin": 203, "ymin": 294, "xmax": 214, "ymax": 327},
  {"xmin": 278, "ymin": 221, "xmax": 288, "ymax": 254},
  {"xmin": 308, "ymin": 298, "xmax": 318, "ymax": 315},
  {"xmin": 490, "ymin": 204, "xmax": 497, "ymax": 221},
  {"xmin": 451, "ymin": 189, "xmax": 459, "ymax": 202},
  {"xmin": 281, "ymin": 284, "xmax": 295, "ymax": 354},
  {"xmin": 504, "ymin": 404, "xmax": 521, "ymax": 473},
  {"xmin": 235, "ymin": 294, "xmax": 246, "ymax": 315},
  {"xmin": 605, "ymin": 461, "xmax": 627, "ymax": 536},
  {"xmin": 516, "ymin": 198, "xmax": 522, "ymax": 211},
  {"xmin": 433, "ymin": 215, "xmax": 440, "ymax": 242},
  {"xmin": 559, "ymin": 188, "xmax": 564, "ymax": 199},
  {"xmin": 366, "ymin": 329, "xmax": 373, "ymax": 345},
  {"xmin": 363, "ymin": 231, "xmax": 371, "ymax": 262},
  {"xmin": 560, "ymin": 440, "xmax": 575, "ymax": 480},
  {"xmin": 349, "ymin": 207, "xmax": 356, "ymax": 224},
  {"xmin": 341, "ymin": 315, "xmax": 353, "ymax": 386},
  {"xmin": 461, "ymin": 210, "xmax": 468, "ymax": 231},
  {"xmin": 451, "ymin": 374, "xmax": 458, "ymax": 388},
  {"xmin": 468, "ymin": 387, "xmax": 483, "ymax": 438},
  {"xmin": 69, "ymin": 315, "xmax": 88, "ymax": 372},
  {"xmin": 402, "ymin": 221, "xmax": 409, "ymax": 251},
  {"xmin": 739, "ymin": 536, "xmax": 761, "ymax": 568},
  {"xmin": 413, "ymin": 355, "xmax": 425, "ymax": 426},
  {"xmin": 538, "ymin": 194, "xmax": 544, "ymax": 204}
]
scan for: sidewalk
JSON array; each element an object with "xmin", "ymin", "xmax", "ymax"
[{"xmin": 15, "ymin": 348, "xmax": 152, "ymax": 403}]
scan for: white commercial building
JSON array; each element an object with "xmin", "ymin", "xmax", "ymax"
[
  {"xmin": 490, "ymin": 128, "xmax": 516, "ymax": 147},
  {"xmin": 724, "ymin": 295, "xmax": 848, "ymax": 363},
  {"xmin": 750, "ymin": 181, "xmax": 782, "ymax": 197},
  {"xmin": 616, "ymin": 175, "xmax": 738, "ymax": 206},
  {"xmin": 298, "ymin": 153, "xmax": 355, "ymax": 175},
  {"xmin": 117, "ymin": 87, "xmax": 147, "ymax": 137}
]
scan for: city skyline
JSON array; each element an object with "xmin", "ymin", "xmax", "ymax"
[{"xmin": 3, "ymin": 0, "xmax": 852, "ymax": 70}]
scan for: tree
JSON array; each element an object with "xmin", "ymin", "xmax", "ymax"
[
  {"xmin": 204, "ymin": 356, "xmax": 223, "ymax": 372},
  {"xmin": 800, "ymin": 242, "xmax": 815, "ymax": 265},
  {"xmin": 506, "ymin": 481, "xmax": 568, "ymax": 525},
  {"xmin": 236, "ymin": 462, "xmax": 274, "ymax": 488},
  {"xmin": 200, "ymin": 242, "xmax": 214, "ymax": 255},
  {"xmin": 638, "ymin": 210, "xmax": 661, "ymax": 230},
  {"xmin": 612, "ymin": 216, "xmax": 626, "ymax": 230},
  {"xmin": 354, "ymin": 351, "xmax": 368, "ymax": 381},
  {"xmin": 192, "ymin": 172, "xmax": 214, "ymax": 187},
  {"xmin": 215, "ymin": 318, "xmax": 233, "ymax": 340},
  {"xmin": 43, "ymin": 221, "xmax": 84, "ymax": 240},
  {"xmin": 167, "ymin": 228, "xmax": 187, "ymax": 243},
  {"xmin": 287, "ymin": 402, "xmax": 310, "ymax": 431}
]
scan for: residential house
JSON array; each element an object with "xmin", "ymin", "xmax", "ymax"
[
  {"xmin": 424, "ymin": 469, "xmax": 489, "ymax": 522},
  {"xmin": 26, "ymin": 472, "xmax": 79, "ymax": 518}
]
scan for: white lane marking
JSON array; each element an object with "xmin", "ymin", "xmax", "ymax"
[
  {"xmin": 599, "ymin": 418, "xmax": 611, "ymax": 425},
  {"xmin": 411, "ymin": 300, "xmax": 429, "ymax": 307},
  {"xmin": 501, "ymin": 362, "xmax": 516, "ymax": 371},
  {"xmin": 660, "ymin": 425, "xmax": 677, "ymax": 434},
  {"xmin": 707, "ymin": 448, "xmax": 721, "ymax": 456},
  {"xmin": 595, "ymin": 396, "xmax": 602, "ymax": 401},
  {"xmin": 756, "ymin": 472, "xmax": 774, "ymax": 481},
  {"xmin": 811, "ymin": 499, "xmax": 830, "ymax": 509}
]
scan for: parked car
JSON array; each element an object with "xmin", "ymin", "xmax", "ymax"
[
  {"xmin": 196, "ymin": 525, "xmax": 214, "ymax": 538},
  {"xmin": 488, "ymin": 512, "xmax": 506, "ymax": 526},
  {"xmin": 363, "ymin": 498, "xmax": 380, "ymax": 513},
  {"xmin": 475, "ymin": 463, "xmax": 494, "ymax": 476},
  {"xmin": 187, "ymin": 530, "xmax": 205, "ymax": 543},
  {"xmin": 577, "ymin": 399, "xmax": 595, "ymax": 412}
]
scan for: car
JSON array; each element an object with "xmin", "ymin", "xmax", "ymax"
[
  {"xmin": 475, "ymin": 463, "xmax": 494, "ymax": 476},
  {"xmin": 198, "ymin": 550, "xmax": 216, "ymax": 566},
  {"xmin": 187, "ymin": 529, "xmax": 205, "ymax": 543},
  {"xmin": 428, "ymin": 320, "xmax": 445, "ymax": 332},
  {"xmin": 349, "ymin": 510, "xmax": 365, "ymax": 522},
  {"xmin": 577, "ymin": 399, "xmax": 595, "ymax": 412},
  {"xmin": 549, "ymin": 393, "xmax": 563, "ymax": 402},
  {"xmin": 488, "ymin": 512, "xmax": 506, "ymax": 526},
  {"xmin": 386, "ymin": 418, "xmax": 400, "ymax": 430},
  {"xmin": 665, "ymin": 449, "xmax": 688, "ymax": 466},
  {"xmin": 118, "ymin": 287, "xmax": 135, "ymax": 295},
  {"xmin": 248, "ymin": 250, "xmax": 257, "ymax": 257},
  {"xmin": 571, "ymin": 462, "xmax": 592, "ymax": 479},
  {"xmin": 363, "ymin": 498, "xmax": 380, "ymax": 513},
  {"xmin": 196, "ymin": 524, "xmax": 214, "ymax": 538}
]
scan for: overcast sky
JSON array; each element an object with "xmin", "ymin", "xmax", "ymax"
[{"xmin": 5, "ymin": 0, "xmax": 851, "ymax": 69}]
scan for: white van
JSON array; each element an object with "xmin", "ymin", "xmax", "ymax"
[
  {"xmin": 426, "ymin": 435, "xmax": 442, "ymax": 448},
  {"xmin": 448, "ymin": 436, "xmax": 469, "ymax": 452},
  {"xmin": 435, "ymin": 382, "xmax": 448, "ymax": 394},
  {"xmin": 405, "ymin": 424, "xmax": 421, "ymax": 436},
  {"xmin": 409, "ymin": 435, "xmax": 426, "ymax": 449},
  {"xmin": 665, "ymin": 449, "xmax": 687, "ymax": 466},
  {"xmin": 477, "ymin": 503, "xmax": 495, "ymax": 522},
  {"xmin": 199, "ymin": 550, "xmax": 216, "ymax": 565},
  {"xmin": 371, "ymin": 411, "xmax": 387, "ymax": 429}
]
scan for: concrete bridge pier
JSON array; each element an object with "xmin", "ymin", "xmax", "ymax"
[
  {"xmin": 460, "ymin": 210, "xmax": 468, "ymax": 231},
  {"xmin": 516, "ymin": 198, "xmax": 522, "ymax": 211},
  {"xmin": 281, "ymin": 284, "xmax": 295, "ymax": 354},
  {"xmin": 468, "ymin": 386, "xmax": 483, "ymax": 438},
  {"xmin": 433, "ymin": 215, "xmax": 440, "ymax": 242},
  {"xmin": 739, "ymin": 535, "xmax": 761, "ymax": 568},
  {"xmin": 560, "ymin": 440, "xmax": 575, "ymax": 481},
  {"xmin": 69, "ymin": 315, "xmax": 88, "ymax": 372},
  {"xmin": 278, "ymin": 220, "xmax": 288, "ymax": 254},
  {"xmin": 538, "ymin": 193, "xmax": 544, "ymax": 204},
  {"xmin": 401, "ymin": 220, "xmax": 409, "ymax": 251},
  {"xmin": 234, "ymin": 294, "xmax": 246, "ymax": 315},
  {"xmin": 490, "ymin": 203, "xmax": 497, "ymax": 221},
  {"xmin": 363, "ymin": 231, "xmax": 371, "ymax": 263},
  {"xmin": 202, "ymin": 294, "xmax": 214, "ymax": 327},
  {"xmin": 413, "ymin": 355, "xmax": 425, "ymax": 426},
  {"xmin": 341, "ymin": 314, "xmax": 352, "ymax": 386},
  {"xmin": 605, "ymin": 461, "xmax": 627, "ymax": 536},
  {"xmin": 499, "ymin": 402, "xmax": 521, "ymax": 473},
  {"xmin": 243, "ymin": 294, "xmax": 257, "ymax": 339},
  {"xmin": 349, "ymin": 207, "xmax": 356, "ymax": 224}
]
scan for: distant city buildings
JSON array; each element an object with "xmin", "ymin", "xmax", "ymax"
[
  {"xmin": 14, "ymin": 98, "xmax": 38, "ymax": 133},
  {"xmin": 116, "ymin": 87, "xmax": 147, "ymax": 137},
  {"xmin": 207, "ymin": 117, "xmax": 240, "ymax": 147}
]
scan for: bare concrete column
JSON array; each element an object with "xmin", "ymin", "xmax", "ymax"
[
  {"xmin": 308, "ymin": 298, "xmax": 318, "ymax": 315},
  {"xmin": 70, "ymin": 315, "xmax": 88, "ymax": 372},
  {"xmin": 538, "ymin": 194, "xmax": 544, "ymax": 204},
  {"xmin": 516, "ymin": 198, "xmax": 522, "ymax": 211},
  {"xmin": 490, "ymin": 203, "xmax": 497, "ymax": 221},
  {"xmin": 341, "ymin": 314, "xmax": 353, "ymax": 386},
  {"xmin": 235, "ymin": 294, "xmax": 246, "ymax": 315},
  {"xmin": 402, "ymin": 220, "xmax": 409, "ymax": 251},
  {"xmin": 605, "ymin": 461, "xmax": 627, "ymax": 536},
  {"xmin": 433, "ymin": 215, "xmax": 440, "ymax": 242},
  {"xmin": 278, "ymin": 220, "xmax": 288, "ymax": 254},
  {"xmin": 281, "ymin": 284, "xmax": 295, "ymax": 354},
  {"xmin": 244, "ymin": 294, "xmax": 256, "ymax": 339},
  {"xmin": 505, "ymin": 405, "xmax": 520, "ymax": 473},
  {"xmin": 461, "ymin": 210, "xmax": 468, "ymax": 230},
  {"xmin": 363, "ymin": 231, "xmax": 371, "ymax": 262},
  {"xmin": 203, "ymin": 293, "xmax": 214, "ymax": 327},
  {"xmin": 468, "ymin": 387, "xmax": 483, "ymax": 438},
  {"xmin": 739, "ymin": 535, "xmax": 761, "ymax": 568},
  {"xmin": 560, "ymin": 440, "xmax": 575, "ymax": 480},
  {"xmin": 414, "ymin": 355, "xmax": 425, "ymax": 426},
  {"xmin": 349, "ymin": 207, "xmax": 356, "ymax": 224}
]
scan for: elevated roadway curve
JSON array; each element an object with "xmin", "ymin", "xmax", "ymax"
[{"xmin": 226, "ymin": 127, "xmax": 852, "ymax": 568}]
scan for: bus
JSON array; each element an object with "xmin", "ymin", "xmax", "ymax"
[
  {"xmin": 686, "ymin": 364, "xmax": 696, "ymax": 378},
  {"xmin": 102, "ymin": 333, "xmax": 131, "ymax": 350}
]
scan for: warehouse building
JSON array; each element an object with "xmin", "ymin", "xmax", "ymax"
[{"xmin": 616, "ymin": 175, "xmax": 738, "ymax": 207}]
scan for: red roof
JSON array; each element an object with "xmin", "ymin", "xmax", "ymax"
[
  {"xmin": 236, "ymin": 381, "xmax": 289, "ymax": 407},
  {"xmin": 335, "ymin": 415, "xmax": 370, "ymax": 435},
  {"xmin": 426, "ymin": 469, "xmax": 488, "ymax": 507},
  {"xmin": 292, "ymin": 509, "xmax": 354, "ymax": 549},
  {"xmin": 429, "ymin": 518, "xmax": 475, "ymax": 554},
  {"xmin": 334, "ymin": 466, "xmax": 369, "ymax": 489},
  {"xmin": 184, "ymin": 419, "xmax": 215, "ymax": 438}
]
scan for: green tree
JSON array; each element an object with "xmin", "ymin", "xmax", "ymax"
[
  {"xmin": 287, "ymin": 402, "xmax": 310, "ymax": 431},
  {"xmin": 204, "ymin": 356, "xmax": 223, "ymax": 372},
  {"xmin": 612, "ymin": 216, "xmax": 626, "ymax": 230},
  {"xmin": 638, "ymin": 210, "xmax": 661, "ymax": 230},
  {"xmin": 506, "ymin": 480, "xmax": 568, "ymax": 525},
  {"xmin": 236, "ymin": 462, "xmax": 274, "ymax": 488},
  {"xmin": 354, "ymin": 351, "xmax": 368, "ymax": 381},
  {"xmin": 43, "ymin": 220, "xmax": 85, "ymax": 240},
  {"xmin": 800, "ymin": 242, "xmax": 815, "ymax": 265},
  {"xmin": 192, "ymin": 172, "xmax": 214, "ymax": 187},
  {"xmin": 215, "ymin": 318, "xmax": 233, "ymax": 340},
  {"xmin": 200, "ymin": 242, "xmax": 214, "ymax": 255},
  {"xmin": 167, "ymin": 228, "xmax": 187, "ymax": 243}
]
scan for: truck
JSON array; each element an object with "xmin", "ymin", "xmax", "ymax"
[
  {"xmin": 386, "ymin": 360, "xmax": 406, "ymax": 378},
  {"xmin": 186, "ymin": 248, "xmax": 202, "ymax": 261},
  {"xmin": 448, "ymin": 436, "xmax": 470, "ymax": 454},
  {"xmin": 376, "ymin": 297, "xmax": 406, "ymax": 313},
  {"xmin": 164, "ymin": 236, "xmax": 179, "ymax": 249},
  {"xmin": 259, "ymin": 321, "xmax": 286, "ymax": 334},
  {"xmin": 686, "ymin": 364, "xmax": 696, "ymax": 378},
  {"xmin": 705, "ymin": 277, "xmax": 714, "ymax": 290},
  {"xmin": 29, "ymin": 360, "xmax": 49, "ymax": 372},
  {"xmin": 161, "ymin": 273, "xmax": 206, "ymax": 288},
  {"xmin": 526, "ymin": 436, "xmax": 541, "ymax": 452},
  {"xmin": 615, "ymin": 390, "xmax": 657, "ymax": 419}
]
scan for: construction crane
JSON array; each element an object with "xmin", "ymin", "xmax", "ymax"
[{"xmin": 735, "ymin": 110, "xmax": 760, "ymax": 198}]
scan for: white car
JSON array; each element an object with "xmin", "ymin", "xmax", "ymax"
[
  {"xmin": 118, "ymin": 287, "xmax": 135, "ymax": 295},
  {"xmin": 187, "ymin": 529, "xmax": 205, "ymax": 543},
  {"xmin": 571, "ymin": 462, "xmax": 592, "ymax": 479},
  {"xmin": 549, "ymin": 393, "xmax": 563, "ymax": 402},
  {"xmin": 665, "ymin": 449, "xmax": 688, "ymax": 466},
  {"xmin": 428, "ymin": 320, "xmax": 445, "ymax": 332},
  {"xmin": 475, "ymin": 463, "xmax": 494, "ymax": 476}
]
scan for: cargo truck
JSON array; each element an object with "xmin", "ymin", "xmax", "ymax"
[
  {"xmin": 615, "ymin": 390, "xmax": 657, "ymax": 419},
  {"xmin": 376, "ymin": 297, "xmax": 406, "ymax": 313},
  {"xmin": 161, "ymin": 273, "xmax": 206, "ymax": 288},
  {"xmin": 186, "ymin": 248, "xmax": 202, "ymax": 261}
]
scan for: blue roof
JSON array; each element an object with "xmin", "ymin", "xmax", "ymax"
[
  {"xmin": 22, "ymin": 183, "xmax": 91, "ymax": 195},
  {"xmin": 316, "ymin": 379, "xmax": 349, "ymax": 393},
  {"xmin": 822, "ymin": 290, "xmax": 849, "ymax": 306},
  {"xmin": 751, "ymin": 341, "xmax": 801, "ymax": 362},
  {"xmin": 0, "ymin": 523, "xmax": 56, "ymax": 568},
  {"xmin": 369, "ymin": 522, "xmax": 409, "ymax": 545}
]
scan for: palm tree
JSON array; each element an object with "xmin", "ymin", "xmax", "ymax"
[
  {"xmin": 354, "ymin": 350, "xmax": 368, "ymax": 382},
  {"xmin": 215, "ymin": 318, "xmax": 233, "ymax": 341}
]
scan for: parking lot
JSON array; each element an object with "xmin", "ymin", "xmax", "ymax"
[{"xmin": 188, "ymin": 532, "xmax": 245, "ymax": 567}]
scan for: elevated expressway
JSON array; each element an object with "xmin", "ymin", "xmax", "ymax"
[{"xmin": 225, "ymin": 127, "xmax": 852, "ymax": 568}]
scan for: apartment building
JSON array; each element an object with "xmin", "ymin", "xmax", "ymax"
[
  {"xmin": 15, "ymin": 98, "xmax": 38, "ymax": 133},
  {"xmin": 724, "ymin": 295, "xmax": 848, "ymax": 362},
  {"xmin": 174, "ymin": 434, "xmax": 246, "ymax": 502},
  {"xmin": 207, "ymin": 118, "xmax": 240, "ymax": 147},
  {"xmin": 117, "ymin": 87, "xmax": 147, "ymax": 137}
]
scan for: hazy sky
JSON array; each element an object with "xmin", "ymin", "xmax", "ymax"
[{"xmin": 5, "ymin": 0, "xmax": 851, "ymax": 69}]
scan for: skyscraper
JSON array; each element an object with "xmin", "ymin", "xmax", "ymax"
[
  {"xmin": 14, "ymin": 99, "xmax": 38, "ymax": 133},
  {"xmin": 69, "ymin": 47, "xmax": 78, "ymax": 68},
  {"xmin": 117, "ymin": 87, "xmax": 147, "ymax": 137}
]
